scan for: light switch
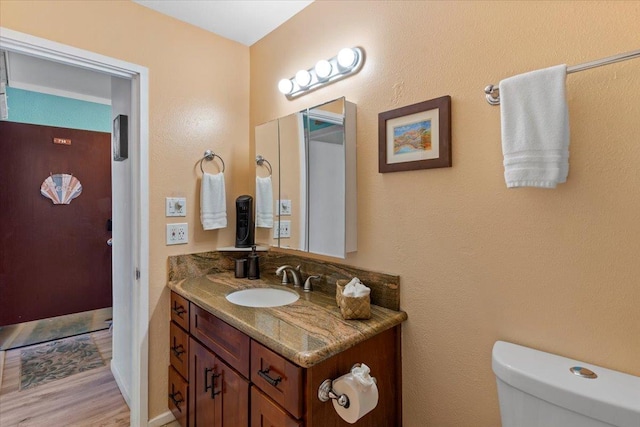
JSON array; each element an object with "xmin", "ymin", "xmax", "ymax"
[{"xmin": 166, "ymin": 197, "xmax": 186, "ymax": 217}]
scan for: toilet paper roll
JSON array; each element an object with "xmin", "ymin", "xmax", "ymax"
[{"xmin": 331, "ymin": 373, "xmax": 379, "ymax": 424}]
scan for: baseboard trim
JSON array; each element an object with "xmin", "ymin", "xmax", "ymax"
[
  {"xmin": 148, "ymin": 410, "xmax": 176, "ymax": 427},
  {"xmin": 110, "ymin": 359, "xmax": 131, "ymax": 408}
]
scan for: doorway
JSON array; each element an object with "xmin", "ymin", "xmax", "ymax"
[{"xmin": 0, "ymin": 27, "xmax": 149, "ymax": 426}]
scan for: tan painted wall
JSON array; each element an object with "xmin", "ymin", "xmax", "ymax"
[
  {"xmin": 3, "ymin": 0, "xmax": 639, "ymax": 425},
  {"xmin": 250, "ymin": 1, "xmax": 640, "ymax": 426},
  {"xmin": 0, "ymin": 0, "xmax": 250, "ymax": 419}
]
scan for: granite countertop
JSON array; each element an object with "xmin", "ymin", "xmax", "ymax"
[{"xmin": 168, "ymin": 272, "xmax": 407, "ymax": 368}]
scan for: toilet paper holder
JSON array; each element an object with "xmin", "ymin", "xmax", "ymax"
[
  {"xmin": 317, "ymin": 363, "xmax": 377, "ymax": 408},
  {"xmin": 318, "ymin": 378, "xmax": 351, "ymax": 408}
]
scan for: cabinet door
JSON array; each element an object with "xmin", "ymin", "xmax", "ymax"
[
  {"xmin": 189, "ymin": 338, "xmax": 217, "ymax": 426},
  {"xmin": 251, "ymin": 386, "xmax": 302, "ymax": 427},
  {"xmin": 218, "ymin": 358, "xmax": 249, "ymax": 427}
]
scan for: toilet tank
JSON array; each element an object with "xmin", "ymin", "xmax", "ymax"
[{"xmin": 492, "ymin": 341, "xmax": 640, "ymax": 427}]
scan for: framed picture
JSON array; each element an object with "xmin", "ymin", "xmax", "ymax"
[
  {"xmin": 378, "ymin": 95, "xmax": 451, "ymax": 173},
  {"xmin": 113, "ymin": 114, "xmax": 128, "ymax": 161}
]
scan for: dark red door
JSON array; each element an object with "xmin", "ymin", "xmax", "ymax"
[{"xmin": 0, "ymin": 121, "xmax": 112, "ymax": 326}]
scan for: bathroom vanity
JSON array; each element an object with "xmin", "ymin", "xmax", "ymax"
[{"xmin": 167, "ymin": 272, "xmax": 406, "ymax": 427}]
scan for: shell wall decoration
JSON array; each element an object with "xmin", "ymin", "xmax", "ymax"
[{"xmin": 40, "ymin": 174, "xmax": 83, "ymax": 205}]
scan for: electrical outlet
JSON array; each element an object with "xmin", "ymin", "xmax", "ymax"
[
  {"xmin": 166, "ymin": 223, "xmax": 188, "ymax": 245},
  {"xmin": 166, "ymin": 197, "xmax": 186, "ymax": 217},
  {"xmin": 273, "ymin": 220, "xmax": 291, "ymax": 239},
  {"xmin": 278, "ymin": 199, "xmax": 292, "ymax": 216}
]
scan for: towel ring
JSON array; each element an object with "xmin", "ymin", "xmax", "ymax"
[
  {"xmin": 255, "ymin": 155, "xmax": 272, "ymax": 176},
  {"xmin": 199, "ymin": 150, "xmax": 225, "ymax": 174}
]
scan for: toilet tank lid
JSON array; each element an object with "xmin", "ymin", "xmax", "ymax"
[{"xmin": 492, "ymin": 341, "xmax": 640, "ymax": 427}]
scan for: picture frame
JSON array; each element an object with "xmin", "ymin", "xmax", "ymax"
[
  {"xmin": 378, "ymin": 95, "xmax": 451, "ymax": 173},
  {"xmin": 113, "ymin": 114, "xmax": 128, "ymax": 161}
]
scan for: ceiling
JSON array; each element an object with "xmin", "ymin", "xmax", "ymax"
[{"xmin": 132, "ymin": 0, "xmax": 314, "ymax": 46}]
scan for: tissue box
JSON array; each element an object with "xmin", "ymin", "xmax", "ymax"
[{"xmin": 336, "ymin": 279, "xmax": 371, "ymax": 320}]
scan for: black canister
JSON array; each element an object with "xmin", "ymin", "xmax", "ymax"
[
  {"xmin": 234, "ymin": 258, "xmax": 247, "ymax": 278},
  {"xmin": 235, "ymin": 195, "xmax": 255, "ymax": 248},
  {"xmin": 247, "ymin": 246, "xmax": 260, "ymax": 280}
]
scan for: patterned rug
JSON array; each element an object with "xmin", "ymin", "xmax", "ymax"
[
  {"xmin": 20, "ymin": 334, "xmax": 105, "ymax": 390},
  {"xmin": 0, "ymin": 307, "xmax": 112, "ymax": 351}
]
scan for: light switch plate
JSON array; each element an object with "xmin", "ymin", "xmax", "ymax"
[
  {"xmin": 278, "ymin": 199, "xmax": 292, "ymax": 216},
  {"xmin": 166, "ymin": 197, "xmax": 186, "ymax": 217}
]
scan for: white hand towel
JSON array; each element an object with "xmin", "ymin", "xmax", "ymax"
[
  {"xmin": 499, "ymin": 64, "xmax": 570, "ymax": 188},
  {"xmin": 200, "ymin": 172, "xmax": 227, "ymax": 230},
  {"xmin": 255, "ymin": 176, "xmax": 273, "ymax": 228}
]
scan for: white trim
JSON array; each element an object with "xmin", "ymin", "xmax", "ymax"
[
  {"xmin": 9, "ymin": 81, "xmax": 112, "ymax": 105},
  {"xmin": 0, "ymin": 27, "xmax": 150, "ymax": 426},
  {"xmin": 110, "ymin": 360, "xmax": 132, "ymax": 407},
  {"xmin": 307, "ymin": 108, "xmax": 344, "ymax": 125},
  {"xmin": 297, "ymin": 112, "xmax": 307, "ymax": 251},
  {"xmin": 0, "ymin": 28, "xmax": 135, "ymax": 78},
  {"xmin": 148, "ymin": 411, "xmax": 176, "ymax": 427}
]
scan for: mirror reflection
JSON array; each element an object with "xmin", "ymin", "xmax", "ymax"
[{"xmin": 255, "ymin": 97, "xmax": 356, "ymax": 258}]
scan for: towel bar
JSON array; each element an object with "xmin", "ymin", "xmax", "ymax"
[{"xmin": 485, "ymin": 48, "xmax": 640, "ymax": 105}]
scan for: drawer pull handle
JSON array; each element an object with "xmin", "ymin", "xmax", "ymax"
[
  {"xmin": 169, "ymin": 386, "xmax": 184, "ymax": 412},
  {"xmin": 172, "ymin": 303, "xmax": 186, "ymax": 318},
  {"xmin": 258, "ymin": 368, "xmax": 282, "ymax": 387},
  {"xmin": 171, "ymin": 343, "xmax": 185, "ymax": 358},
  {"xmin": 204, "ymin": 368, "xmax": 222, "ymax": 399}
]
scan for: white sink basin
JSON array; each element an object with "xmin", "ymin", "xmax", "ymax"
[{"xmin": 225, "ymin": 288, "xmax": 299, "ymax": 308}]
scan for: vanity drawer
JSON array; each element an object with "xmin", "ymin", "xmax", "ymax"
[
  {"xmin": 170, "ymin": 321, "xmax": 189, "ymax": 379},
  {"xmin": 251, "ymin": 340, "xmax": 303, "ymax": 419},
  {"xmin": 190, "ymin": 304, "xmax": 250, "ymax": 378},
  {"xmin": 171, "ymin": 291, "xmax": 190, "ymax": 332},
  {"xmin": 168, "ymin": 365, "xmax": 188, "ymax": 427},
  {"xmin": 251, "ymin": 386, "xmax": 302, "ymax": 427}
]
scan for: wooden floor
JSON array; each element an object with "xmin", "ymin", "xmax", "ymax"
[{"xmin": 0, "ymin": 329, "xmax": 131, "ymax": 426}]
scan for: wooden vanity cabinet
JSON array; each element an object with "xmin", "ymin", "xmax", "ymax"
[
  {"xmin": 169, "ymin": 292, "xmax": 191, "ymax": 427},
  {"xmin": 170, "ymin": 293, "xmax": 402, "ymax": 427}
]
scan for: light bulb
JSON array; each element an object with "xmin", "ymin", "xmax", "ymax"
[
  {"xmin": 295, "ymin": 69, "xmax": 312, "ymax": 87},
  {"xmin": 337, "ymin": 48, "xmax": 357, "ymax": 69},
  {"xmin": 278, "ymin": 78, "xmax": 294, "ymax": 95},
  {"xmin": 315, "ymin": 60, "xmax": 332, "ymax": 80}
]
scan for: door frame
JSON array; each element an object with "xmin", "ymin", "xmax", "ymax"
[{"xmin": 0, "ymin": 27, "xmax": 150, "ymax": 426}]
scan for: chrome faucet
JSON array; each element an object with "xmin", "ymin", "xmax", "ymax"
[
  {"xmin": 275, "ymin": 265, "xmax": 302, "ymax": 287},
  {"xmin": 303, "ymin": 275, "xmax": 320, "ymax": 293}
]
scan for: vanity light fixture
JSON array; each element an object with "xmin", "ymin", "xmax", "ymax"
[{"xmin": 278, "ymin": 47, "xmax": 365, "ymax": 98}]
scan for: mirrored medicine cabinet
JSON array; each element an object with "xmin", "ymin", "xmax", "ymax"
[{"xmin": 255, "ymin": 97, "xmax": 356, "ymax": 259}]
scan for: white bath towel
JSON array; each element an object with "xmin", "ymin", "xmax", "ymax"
[
  {"xmin": 499, "ymin": 64, "xmax": 570, "ymax": 188},
  {"xmin": 200, "ymin": 172, "xmax": 227, "ymax": 230},
  {"xmin": 255, "ymin": 176, "xmax": 273, "ymax": 228}
]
